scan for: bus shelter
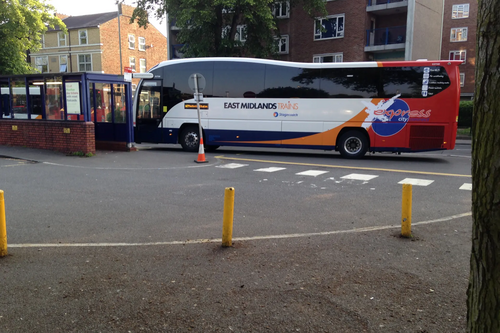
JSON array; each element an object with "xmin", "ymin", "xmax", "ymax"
[{"xmin": 0, "ymin": 73, "xmax": 133, "ymax": 154}]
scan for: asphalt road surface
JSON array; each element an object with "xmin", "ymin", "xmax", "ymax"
[{"xmin": 0, "ymin": 143, "xmax": 472, "ymax": 332}]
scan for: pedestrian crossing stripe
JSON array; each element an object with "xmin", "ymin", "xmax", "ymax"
[
  {"xmin": 296, "ymin": 170, "xmax": 329, "ymax": 177},
  {"xmin": 459, "ymin": 183, "xmax": 472, "ymax": 190},
  {"xmin": 216, "ymin": 163, "xmax": 249, "ymax": 169},
  {"xmin": 254, "ymin": 167, "xmax": 287, "ymax": 173},
  {"xmin": 341, "ymin": 173, "xmax": 379, "ymax": 181},
  {"xmin": 398, "ymin": 178, "xmax": 434, "ymax": 186}
]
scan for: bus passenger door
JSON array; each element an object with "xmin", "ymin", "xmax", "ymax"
[{"xmin": 135, "ymin": 80, "xmax": 163, "ymax": 143}]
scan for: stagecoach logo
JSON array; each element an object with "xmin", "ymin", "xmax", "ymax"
[
  {"xmin": 274, "ymin": 112, "xmax": 298, "ymax": 118},
  {"xmin": 362, "ymin": 94, "xmax": 431, "ymax": 137}
]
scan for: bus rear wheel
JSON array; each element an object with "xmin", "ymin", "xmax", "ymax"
[
  {"xmin": 180, "ymin": 126, "xmax": 199, "ymax": 152},
  {"xmin": 338, "ymin": 130, "xmax": 368, "ymax": 158}
]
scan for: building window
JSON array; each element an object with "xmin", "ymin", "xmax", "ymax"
[
  {"xmin": 140, "ymin": 59, "xmax": 146, "ymax": 73},
  {"xmin": 314, "ymin": 14, "xmax": 344, "ymax": 40},
  {"xmin": 78, "ymin": 54, "xmax": 92, "ymax": 71},
  {"xmin": 79, "ymin": 30, "xmax": 88, "ymax": 45},
  {"xmin": 452, "ymin": 4, "xmax": 470, "ymax": 19},
  {"xmin": 449, "ymin": 50, "xmax": 467, "ymax": 63},
  {"xmin": 274, "ymin": 1, "xmax": 290, "ymax": 19},
  {"xmin": 129, "ymin": 57, "xmax": 136, "ymax": 72},
  {"xmin": 58, "ymin": 32, "xmax": 67, "ymax": 47},
  {"xmin": 460, "ymin": 73, "xmax": 465, "ymax": 87},
  {"xmin": 139, "ymin": 37, "xmax": 146, "ymax": 51},
  {"xmin": 128, "ymin": 34, "xmax": 135, "ymax": 49},
  {"xmin": 275, "ymin": 35, "xmax": 289, "ymax": 54},
  {"xmin": 313, "ymin": 53, "xmax": 343, "ymax": 63},
  {"xmin": 451, "ymin": 27, "xmax": 468, "ymax": 42},
  {"xmin": 235, "ymin": 25, "xmax": 247, "ymax": 42},
  {"xmin": 35, "ymin": 56, "xmax": 48, "ymax": 73},
  {"xmin": 59, "ymin": 55, "xmax": 68, "ymax": 72}
]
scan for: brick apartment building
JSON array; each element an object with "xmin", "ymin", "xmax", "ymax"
[
  {"xmin": 441, "ymin": 0, "xmax": 477, "ymax": 100},
  {"xmin": 29, "ymin": 4, "xmax": 168, "ymax": 89}
]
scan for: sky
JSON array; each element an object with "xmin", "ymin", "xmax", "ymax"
[{"xmin": 46, "ymin": 0, "xmax": 168, "ymax": 36}]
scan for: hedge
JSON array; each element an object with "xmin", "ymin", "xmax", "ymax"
[{"xmin": 458, "ymin": 101, "xmax": 473, "ymax": 128}]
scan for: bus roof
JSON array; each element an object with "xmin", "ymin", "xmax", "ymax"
[{"xmin": 149, "ymin": 57, "xmax": 463, "ymax": 72}]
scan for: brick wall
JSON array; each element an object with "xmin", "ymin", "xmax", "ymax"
[
  {"xmin": 441, "ymin": 0, "xmax": 477, "ymax": 98},
  {"xmin": 100, "ymin": 4, "xmax": 168, "ymax": 85},
  {"xmin": 0, "ymin": 120, "xmax": 95, "ymax": 155},
  {"xmin": 279, "ymin": 0, "xmax": 370, "ymax": 62}
]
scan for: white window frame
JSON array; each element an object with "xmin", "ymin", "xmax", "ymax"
[
  {"xmin": 313, "ymin": 53, "xmax": 343, "ymax": 63},
  {"xmin": 275, "ymin": 35, "xmax": 289, "ymax": 54},
  {"xmin": 79, "ymin": 29, "xmax": 88, "ymax": 45},
  {"xmin": 59, "ymin": 55, "xmax": 68, "ymax": 72},
  {"xmin": 460, "ymin": 73, "xmax": 465, "ymax": 87},
  {"xmin": 314, "ymin": 14, "xmax": 345, "ymax": 41},
  {"xmin": 78, "ymin": 54, "xmax": 92, "ymax": 71},
  {"xmin": 138, "ymin": 37, "xmax": 146, "ymax": 51},
  {"xmin": 35, "ymin": 56, "xmax": 48, "ymax": 73},
  {"xmin": 274, "ymin": 1, "xmax": 290, "ymax": 19},
  {"xmin": 128, "ymin": 34, "xmax": 135, "ymax": 49},
  {"xmin": 140, "ymin": 59, "xmax": 147, "ymax": 73},
  {"xmin": 450, "ymin": 27, "xmax": 468, "ymax": 42},
  {"xmin": 129, "ymin": 57, "xmax": 136, "ymax": 72},
  {"xmin": 449, "ymin": 50, "xmax": 466, "ymax": 63},
  {"xmin": 452, "ymin": 4, "xmax": 470, "ymax": 19},
  {"xmin": 58, "ymin": 32, "xmax": 67, "ymax": 47},
  {"xmin": 235, "ymin": 25, "xmax": 247, "ymax": 42}
]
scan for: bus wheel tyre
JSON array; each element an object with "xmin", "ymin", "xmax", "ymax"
[
  {"xmin": 338, "ymin": 131, "xmax": 368, "ymax": 158},
  {"xmin": 180, "ymin": 127, "xmax": 199, "ymax": 152}
]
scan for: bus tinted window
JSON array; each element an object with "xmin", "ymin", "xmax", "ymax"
[
  {"xmin": 320, "ymin": 68, "xmax": 380, "ymax": 98},
  {"xmin": 162, "ymin": 62, "xmax": 214, "ymax": 99},
  {"xmin": 213, "ymin": 62, "xmax": 265, "ymax": 98},
  {"xmin": 261, "ymin": 65, "xmax": 324, "ymax": 98}
]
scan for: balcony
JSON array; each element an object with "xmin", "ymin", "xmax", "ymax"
[
  {"xmin": 365, "ymin": 26, "xmax": 406, "ymax": 53},
  {"xmin": 367, "ymin": 0, "xmax": 408, "ymax": 15}
]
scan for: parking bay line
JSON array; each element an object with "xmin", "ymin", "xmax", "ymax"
[
  {"xmin": 214, "ymin": 155, "xmax": 471, "ymax": 178},
  {"xmin": 9, "ymin": 212, "xmax": 472, "ymax": 248}
]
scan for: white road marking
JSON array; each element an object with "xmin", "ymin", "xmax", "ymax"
[
  {"xmin": 9, "ymin": 212, "xmax": 472, "ymax": 248},
  {"xmin": 216, "ymin": 163, "xmax": 248, "ymax": 169},
  {"xmin": 459, "ymin": 183, "xmax": 472, "ymax": 190},
  {"xmin": 398, "ymin": 178, "xmax": 434, "ymax": 186},
  {"xmin": 295, "ymin": 170, "xmax": 329, "ymax": 177},
  {"xmin": 254, "ymin": 167, "xmax": 286, "ymax": 173},
  {"xmin": 341, "ymin": 173, "xmax": 379, "ymax": 181}
]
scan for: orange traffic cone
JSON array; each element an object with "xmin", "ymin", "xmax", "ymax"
[{"xmin": 195, "ymin": 137, "xmax": 208, "ymax": 163}]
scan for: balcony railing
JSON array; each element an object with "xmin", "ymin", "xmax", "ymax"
[
  {"xmin": 368, "ymin": 0, "xmax": 405, "ymax": 5},
  {"xmin": 366, "ymin": 26, "xmax": 406, "ymax": 47}
]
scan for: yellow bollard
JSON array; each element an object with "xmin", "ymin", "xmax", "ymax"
[
  {"xmin": 0, "ymin": 190, "xmax": 7, "ymax": 257},
  {"xmin": 401, "ymin": 184, "xmax": 412, "ymax": 238},
  {"xmin": 222, "ymin": 187, "xmax": 235, "ymax": 247}
]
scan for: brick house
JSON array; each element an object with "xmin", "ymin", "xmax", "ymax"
[
  {"xmin": 30, "ymin": 4, "xmax": 168, "ymax": 89},
  {"xmin": 441, "ymin": 1, "xmax": 477, "ymax": 100}
]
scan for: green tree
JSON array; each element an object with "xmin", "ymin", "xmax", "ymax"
[
  {"xmin": 0, "ymin": 0, "xmax": 66, "ymax": 75},
  {"xmin": 128, "ymin": 0, "xmax": 327, "ymax": 58},
  {"xmin": 467, "ymin": 0, "xmax": 500, "ymax": 332}
]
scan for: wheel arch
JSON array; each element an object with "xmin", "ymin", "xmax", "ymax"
[{"xmin": 177, "ymin": 123, "xmax": 201, "ymax": 144}]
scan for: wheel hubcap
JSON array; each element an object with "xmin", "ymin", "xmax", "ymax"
[
  {"xmin": 185, "ymin": 132, "xmax": 198, "ymax": 148},
  {"xmin": 344, "ymin": 137, "xmax": 361, "ymax": 154}
]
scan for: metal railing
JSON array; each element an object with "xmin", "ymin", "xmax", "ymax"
[{"xmin": 365, "ymin": 26, "xmax": 406, "ymax": 47}]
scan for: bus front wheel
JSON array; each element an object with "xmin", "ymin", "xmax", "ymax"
[
  {"xmin": 180, "ymin": 126, "xmax": 199, "ymax": 152},
  {"xmin": 338, "ymin": 130, "xmax": 368, "ymax": 158}
]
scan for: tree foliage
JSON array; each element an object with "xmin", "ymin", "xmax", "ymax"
[
  {"xmin": 467, "ymin": 0, "xmax": 500, "ymax": 331},
  {"xmin": 128, "ymin": 0, "xmax": 327, "ymax": 58},
  {"xmin": 0, "ymin": 0, "xmax": 66, "ymax": 75}
]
